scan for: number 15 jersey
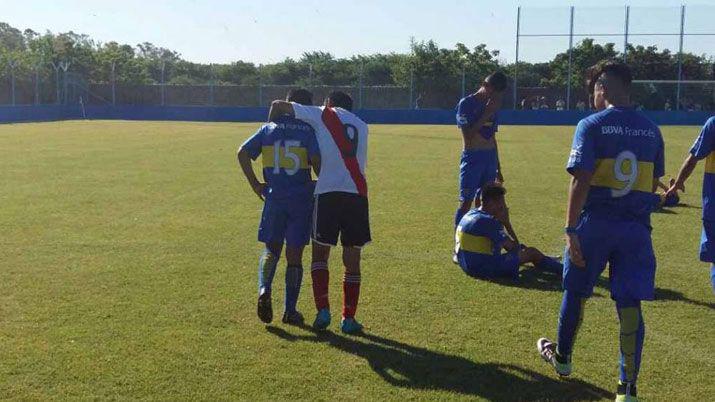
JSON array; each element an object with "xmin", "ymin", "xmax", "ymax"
[{"xmin": 567, "ymin": 106, "xmax": 665, "ymax": 226}]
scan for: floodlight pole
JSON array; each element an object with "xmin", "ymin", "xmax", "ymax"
[
  {"xmin": 623, "ymin": 6, "xmax": 630, "ymax": 63},
  {"xmin": 358, "ymin": 62, "xmax": 364, "ymax": 110},
  {"xmin": 209, "ymin": 64, "xmax": 215, "ymax": 106},
  {"xmin": 566, "ymin": 6, "xmax": 574, "ymax": 111},
  {"xmin": 461, "ymin": 65, "xmax": 466, "ymax": 98},
  {"xmin": 258, "ymin": 64, "xmax": 263, "ymax": 107},
  {"xmin": 409, "ymin": 67, "xmax": 414, "ymax": 109},
  {"xmin": 51, "ymin": 61, "xmax": 61, "ymax": 104},
  {"xmin": 676, "ymin": 5, "xmax": 685, "ymax": 111},
  {"xmin": 513, "ymin": 6, "xmax": 520, "ymax": 109},
  {"xmin": 60, "ymin": 61, "xmax": 71, "ymax": 105}
]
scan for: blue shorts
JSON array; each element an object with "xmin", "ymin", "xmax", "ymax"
[
  {"xmin": 459, "ymin": 148, "xmax": 498, "ymax": 202},
  {"xmin": 258, "ymin": 197, "xmax": 313, "ymax": 247},
  {"xmin": 699, "ymin": 219, "xmax": 715, "ymax": 262},
  {"xmin": 460, "ymin": 251, "xmax": 520, "ymax": 280},
  {"xmin": 564, "ymin": 215, "xmax": 656, "ymax": 301}
]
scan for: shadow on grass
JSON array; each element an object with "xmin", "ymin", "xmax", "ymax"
[
  {"xmin": 266, "ymin": 326, "xmax": 612, "ymax": 401},
  {"xmin": 655, "ymin": 287, "xmax": 715, "ymax": 310},
  {"xmin": 653, "ymin": 208, "xmax": 678, "ymax": 214}
]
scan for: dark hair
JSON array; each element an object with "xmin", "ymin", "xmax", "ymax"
[
  {"xmin": 326, "ymin": 91, "xmax": 353, "ymax": 111},
  {"xmin": 480, "ymin": 183, "xmax": 506, "ymax": 203},
  {"xmin": 587, "ymin": 61, "xmax": 632, "ymax": 94},
  {"xmin": 484, "ymin": 72, "xmax": 508, "ymax": 92},
  {"xmin": 287, "ymin": 88, "xmax": 313, "ymax": 105}
]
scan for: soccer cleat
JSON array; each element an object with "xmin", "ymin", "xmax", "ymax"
[
  {"xmin": 257, "ymin": 291, "xmax": 273, "ymax": 324},
  {"xmin": 615, "ymin": 382, "xmax": 638, "ymax": 402},
  {"xmin": 312, "ymin": 308, "xmax": 331, "ymax": 330},
  {"xmin": 281, "ymin": 310, "xmax": 304, "ymax": 325},
  {"xmin": 452, "ymin": 251, "xmax": 459, "ymax": 265},
  {"xmin": 537, "ymin": 338, "xmax": 572, "ymax": 377},
  {"xmin": 340, "ymin": 317, "xmax": 364, "ymax": 334}
]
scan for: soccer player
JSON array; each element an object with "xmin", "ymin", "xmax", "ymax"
[
  {"xmin": 536, "ymin": 62, "xmax": 664, "ymax": 402},
  {"xmin": 267, "ymin": 91, "xmax": 370, "ymax": 334},
  {"xmin": 455, "ymin": 183, "xmax": 563, "ymax": 280},
  {"xmin": 237, "ymin": 89, "xmax": 320, "ymax": 325},
  {"xmin": 666, "ymin": 116, "xmax": 715, "ymax": 291},
  {"xmin": 455, "ymin": 72, "xmax": 519, "ymax": 250}
]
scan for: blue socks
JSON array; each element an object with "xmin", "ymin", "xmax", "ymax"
[
  {"xmin": 711, "ymin": 264, "xmax": 715, "ymax": 293},
  {"xmin": 536, "ymin": 256, "xmax": 564, "ymax": 275},
  {"xmin": 455, "ymin": 207, "xmax": 467, "ymax": 228},
  {"xmin": 258, "ymin": 249, "xmax": 279, "ymax": 295},
  {"xmin": 284, "ymin": 265, "xmax": 303, "ymax": 313},
  {"xmin": 616, "ymin": 299, "xmax": 645, "ymax": 385},
  {"xmin": 556, "ymin": 290, "xmax": 586, "ymax": 359}
]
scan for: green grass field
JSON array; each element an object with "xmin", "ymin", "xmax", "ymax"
[{"xmin": 1, "ymin": 120, "xmax": 713, "ymax": 401}]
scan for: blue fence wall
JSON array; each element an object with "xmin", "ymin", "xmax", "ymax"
[{"xmin": 1, "ymin": 105, "xmax": 712, "ymax": 126}]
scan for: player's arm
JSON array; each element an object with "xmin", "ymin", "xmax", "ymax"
[
  {"xmin": 566, "ymin": 170, "xmax": 592, "ymax": 267},
  {"xmin": 493, "ymin": 205, "xmax": 520, "ymax": 247},
  {"xmin": 494, "ymin": 138, "xmax": 504, "ymax": 183},
  {"xmin": 237, "ymin": 147, "xmax": 265, "ymax": 201},
  {"xmin": 470, "ymin": 93, "xmax": 503, "ymax": 134},
  {"xmin": 668, "ymin": 154, "xmax": 698, "ymax": 195},
  {"xmin": 267, "ymin": 100, "xmax": 294, "ymax": 122}
]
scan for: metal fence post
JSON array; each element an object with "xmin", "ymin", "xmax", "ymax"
[
  {"xmin": 61, "ymin": 61, "xmax": 70, "ymax": 105},
  {"xmin": 258, "ymin": 65, "xmax": 263, "ymax": 107},
  {"xmin": 34, "ymin": 64, "xmax": 40, "ymax": 105},
  {"xmin": 623, "ymin": 6, "xmax": 630, "ymax": 63},
  {"xmin": 209, "ymin": 64, "xmax": 215, "ymax": 106},
  {"xmin": 461, "ymin": 65, "xmax": 466, "ymax": 98},
  {"xmin": 111, "ymin": 61, "xmax": 116, "ymax": 106},
  {"xmin": 160, "ymin": 61, "xmax": 166, "ymax": 106},
  {"xmin": 359, "ymin": 62, "xmax": 364, "ymax": 110},
  {"xmin": 8, "ymin": 59, "xmax": 16, "ymax": 106},
  {"xmin": 676, "ymin": 5, "xmax": 685, "ymax": 111},
  {"xmin": 409, "ymin": 67, "xmax": 414, "ymax": 109},
  {"xmin": 566, "ymin": 6, "xmax": 574, "ymax": 110},
  {"xmin": 513, "ymin": 6, "xmax": 520, "ymax": 109}
]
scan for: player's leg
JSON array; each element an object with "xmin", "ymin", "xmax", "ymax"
[
  {"xmin": 456, "ymin": 151, "xmax": 478, "ymax": 228},
  {"xmin": 610, "ymin": 222, "xmax": 656, "ymax": 401},
  {"xmin": 538, "ymin": 217, "xmax": 608, "ymax": 376},
  {"xmin": 614, "ymin": 298, "xmax": 644, "ymax": 402},
  {"xmin": 339, "ymin": 193, "xmax": 371, "ymax": 334},
  {"xmin": 518, "ymin": 246, "xmax": 563, "ymax": 275},
  {"xmin": 256, "ymin": 200, "xmax": 287, "ymax": 323},
  {"xmin": 699, "ymin": 220, "xmax": 715, "ymax": 292},
  {"xmin": 281, "ymin": 198, "xmax": 314, "ymax": 325},
  {"xmin": 310, "ymin": 193, "xmax": 340, "ymax": 329}
]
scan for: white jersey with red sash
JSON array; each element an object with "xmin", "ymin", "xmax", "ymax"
[{"xmin": 292, "ymin": 103, "xmax": 369, "ymax": 196}]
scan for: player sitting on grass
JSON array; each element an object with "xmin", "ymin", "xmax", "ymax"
[
  {"xmin": 537, "ymin": 61, "xmax": 665, "ymax": 402},
  {"xmin": 454, "ymin": 72, "xmax": 519, "ymax": 261},
  {"xmin": 667, "ymin": 115, "xmax": 715, "ymax": 291},
  {"xmin": 455, "ymin": 183, "xmax": 563, "ymax": 280},
  {"xmin": 237, "ymin": 89, "xmax": 320, "ymax": 325}
]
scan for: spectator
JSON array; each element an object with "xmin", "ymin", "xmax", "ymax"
[
  {"xmin": 556, "ymin": 98, "xmax": 565, "ymax": 111},
  {"xmin": 576, "ymin": 100, "xmax": 586, "ymax": 111},
  {"xmin": 664, "ymin": 99, "xmax": 672, "ymax": 111},
  {"xmin": 530, "ymin": 98, "xmax": 539, "ymax": 110},
  {"xmin": 539, "ymin": 96, "xmax": 549, "ymax": 110},
  {"xmin": 520, "ymin": 98, "xmax": 527, "ymax": 110}
]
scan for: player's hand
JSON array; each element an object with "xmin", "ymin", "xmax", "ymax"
[
  {"xmin": 566, "ymin": 233, "xmax": 585, "ymax": 268},
  {"xmin": 666, "ymin": 180, "xmax": 685, "ymax": 197},
  {"xmin": 251, "ymin": 182, "xmax": 266, "ymax": 201}
]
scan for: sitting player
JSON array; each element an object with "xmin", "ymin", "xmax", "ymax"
[
  {"xmin": 455, "ymin": 183, "xmax": 563, "ymax": 280},
  {"xmin": 237, "ymin": 89, "xmax": 320, "ymax": 325},
  {"xmin": 455, "ymin": 72, "xmax": 519, "ymax": 262}
]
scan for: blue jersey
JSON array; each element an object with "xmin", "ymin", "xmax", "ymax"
[
  {"xmin": 456, "ymin": 94, "xmax": 498, "ymax": 139},
  {"xmin": 567, "ymin": 107, "xmax": 664, "ymax": 226},
  {"xmin": 456, "ymin": 209, "xmax": 509, "ymax": 268},
  {"xmin": 241, "ymin": 116, "xmax": 319, "ymax": 200},
  {"xmin": 689, "ymin": 116, "xmax": 715, "ymax": 221}
]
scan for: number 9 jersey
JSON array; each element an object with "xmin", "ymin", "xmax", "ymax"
[
  {"xmin": 567, "ymin": 106, "xmax": 665, "ymax": 227},
  {"xmin": 241, "ymin": 116, "xmax": 320, "ymax": 201}
]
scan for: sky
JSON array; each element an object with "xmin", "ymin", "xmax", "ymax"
[{"xmin": 2, "ymin": 0, "xmax": 713, "ymax": 64}]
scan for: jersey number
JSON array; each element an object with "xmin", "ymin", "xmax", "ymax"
[
  {"xmin": 612, "ymin": 150, "xmax": 638, "ymax": 198},
  {"xmin": 272, "ymin": 140, "xmax": 301, "ymax": 176}
]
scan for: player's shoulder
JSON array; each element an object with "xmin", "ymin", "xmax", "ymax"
[
  {"xmin": 705, "ymin": 115, "xmax": 715, "ymax": 129},
  {"xmin": 457, "ymin": 94, "xmax": 480, "ymax": 108},
  {"xmin": 336, "ymin": 108, "xmax": 368, "ymax": 130}
]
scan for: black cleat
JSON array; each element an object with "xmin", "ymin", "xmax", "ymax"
[{"xmin": 257, "ymin": 292, "xmax": 273, "ymax": 323}]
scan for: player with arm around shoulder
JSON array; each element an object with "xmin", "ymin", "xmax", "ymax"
[
  {"xmin": 455, "ymin": 183, "xmax": 563, "ymax": 280},
  {"xmin": 667, "ymin": 116, "xmax": 715, "ymax": 292},
  {"xmin": 536, "ymin": 62, "xmax": 665, "ymax": 402},
  {"xmin": 236, "ymin": 89, "xmax": 321, "ymax": 325},
  {"xmin": 269, "ymin": 91, "xmax": 370, "ymax": 334}
]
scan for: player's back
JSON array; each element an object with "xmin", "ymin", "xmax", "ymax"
[
  {"xmin": 456, "ymin": 210, "xmax": 504, "ymax": 268},
  {"xmin": 574, "ymin": 106, "xmax": 664, "ymax": 224},
  {"xmin": 258, "ymin": 116, "xmax": 317, "ymax": 200}
]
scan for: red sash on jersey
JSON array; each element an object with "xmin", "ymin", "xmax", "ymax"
[{"xmin": 321, "ymin": 107, "xmax": 368, "ymax": 197}]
